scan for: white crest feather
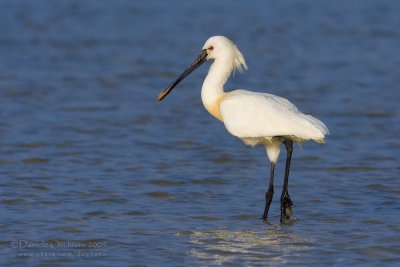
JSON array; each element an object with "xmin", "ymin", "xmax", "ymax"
[{"xmin": 232, "ymin": 44, "xmax": 248, "ymax": 73}]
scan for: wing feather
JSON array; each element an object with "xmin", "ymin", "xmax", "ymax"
[{"xmin": 220, "ymin": 90, "xmax": 329, "ymax": 142}]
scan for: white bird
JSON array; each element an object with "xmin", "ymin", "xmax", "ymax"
[{"xmin": 158, "ymin": 36, "xmax": 329, "ymax": 223}]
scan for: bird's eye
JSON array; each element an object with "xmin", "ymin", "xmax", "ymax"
[{"xmin": 208, "ymin": 46, "xmax": 214, "ymax": 50}]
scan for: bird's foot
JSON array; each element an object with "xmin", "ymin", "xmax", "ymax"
[{"xmin": 280, "ymin": 194, "xmax": 294, "ymax": 223}]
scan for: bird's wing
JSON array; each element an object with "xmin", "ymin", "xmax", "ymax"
[{"xmin": 220, "ymin": 90, "xmax": 329, "ymax": 142}]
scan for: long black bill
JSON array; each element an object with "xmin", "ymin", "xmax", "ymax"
[{"xmin": 157, "ymin": 49, "xmax": 208, "ymax": 101}]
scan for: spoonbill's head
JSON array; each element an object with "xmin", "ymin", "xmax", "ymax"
[
  {"xmin": 157, "ymin": 36, "xmax": 247, "ymax": 101},
  {"xmin": 202, "ymin": 36, "xmax": 247, "ymax": 71}
]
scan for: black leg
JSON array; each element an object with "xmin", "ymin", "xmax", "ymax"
[
  {"xmin": 280, "ymin": 139, "xmax": 294, "ymax": 222},
  {"xmin": 262, "ymin": 162, "xmax": 275, "ymax": 222}
]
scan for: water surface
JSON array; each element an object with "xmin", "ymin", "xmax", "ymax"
[{"xmin": 0, "ymin": 0, "xmax": 399, "ymax": 266}]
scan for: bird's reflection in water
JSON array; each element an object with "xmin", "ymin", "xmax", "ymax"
[{"xmin": 189, "ymin": 225, "xmax": 315, "ymax": 265}]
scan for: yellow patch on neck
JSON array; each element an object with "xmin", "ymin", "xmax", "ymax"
[{"xmin": 203, "ymin": 94, "xmax": 226, "ymax": 121}]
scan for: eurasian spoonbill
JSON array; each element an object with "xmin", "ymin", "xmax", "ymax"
[{"xmin": 157, "ymin": 36, "xmax": 329, "ymax": 223}]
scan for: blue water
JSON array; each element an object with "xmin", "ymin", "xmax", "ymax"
[{"xmin": 1, "ymin": 0, "xmax": 399, "ymax": 266}]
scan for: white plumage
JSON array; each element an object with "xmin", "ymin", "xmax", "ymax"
[
  {"xmin": 158, "ymin": 36, "xmax": 329, "ymax": 223},
  {"xmin": 197, "ymin": 36, "xmax": 328, "ymax": 163},
  {"xmin": 220, "ymin": 90, "xmax": 328, "ymax": 160},
  {"xmin": 221, "ymin": 90, "xmax": 328, "ymax": 142}
]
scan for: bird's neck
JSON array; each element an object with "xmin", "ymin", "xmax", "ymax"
[{"xmin": 201, "ymin": 59, "xmax": 232, "ymax": 121}]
